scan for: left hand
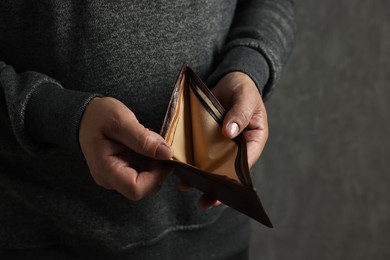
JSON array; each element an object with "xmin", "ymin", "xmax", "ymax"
[
  {"xmin": 179, "ymin": 71, "xmax": 269, "ymax": 210},
  {"xmin": 212, "ymin": 71, "xmax": 268, "ymax": 168}
]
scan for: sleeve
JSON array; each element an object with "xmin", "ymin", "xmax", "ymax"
[
  {"xmin": 0, "ymin": 61, "xmax": 101, "ymax": 156},
  {"xmin": 206, "ymin": 0, "xmax": 297, "ymax": 100}
]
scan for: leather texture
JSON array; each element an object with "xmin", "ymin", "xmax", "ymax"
[{"xmin": 161, "ymin": 64, "xmax": 273, "ymax": 227}]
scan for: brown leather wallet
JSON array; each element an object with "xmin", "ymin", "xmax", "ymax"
[{"xmin": 160, "ymin": 64, "xmax": 273, "ymax": 227}]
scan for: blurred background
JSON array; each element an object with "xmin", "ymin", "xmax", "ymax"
[{"xmin": 249, "ymin": 0, "xmax": 390, "ymax": 259}]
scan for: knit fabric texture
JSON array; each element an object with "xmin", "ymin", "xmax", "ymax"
[{"xmin": 0, "ymin": 0, "xmax": 296, "ymax": 258}]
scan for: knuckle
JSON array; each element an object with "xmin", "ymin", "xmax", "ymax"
[
  {"xmin": 93, "ymin": 159, "xmax": 117, "ymax": 188},
  {"xmin": 259, "ymin": 109, "xmax": 268, "ymax": 122},
  {"xmin": 107, "ymin": 114, "xmax": 123, "ymax": 135},
  {"xmin": 106, "ymin": 107, "xmax": 137, "ymax": 136},
  {"xmin": 260, "ymin": 112, "xmax": 268, "ymax": 126},
  {"xmin": 237, "ymin": 107, "xmax": 252, "ymax": 126},
  {"xmin": 129, "ymin": 189, "xmax": 143, "ymax": 201},
  {"xmin": 95, "ymin": 179, "xmax": 110, "ymax": 189},
  {"xmin": 264, "ymin": 129, "xmax": 269, "ymax": 141},
  {"xmin": 90, "ymin": 171, "xmax": 109, "ymax": 189},
  {"xmin": 243, "ymin": 109, "xmax": 252, "ymax": 122},
  {"xmin": 136, "ymin": 129, "xmax": 154, "ymax": 154}
]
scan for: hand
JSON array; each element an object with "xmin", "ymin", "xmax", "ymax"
[
  {"xmin": 79, "ymin": 97, "xmax": 174, "ymax": 201},
  {"xmin": 212, "ymin": 71, "xmax": 268, "ymax": 168},
  {"xmin": 180, "ymin": 71, "xmax": 269, "ymax": 210}
]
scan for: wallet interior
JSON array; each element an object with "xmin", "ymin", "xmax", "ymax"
[{"xmin": 163, "ymin": 68, "xmax": 248, "ymax": 186}]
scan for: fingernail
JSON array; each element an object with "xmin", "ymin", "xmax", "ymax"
[
  {"xmin": 156, "ymin": 144, "xmax": 172, "ymax": 160},
  {"xmin": 228, "ymin": 122, "xmax": 239, "ymax": 138}
]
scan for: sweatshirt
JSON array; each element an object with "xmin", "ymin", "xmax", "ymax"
[{"xmin": 0, "ymin": 0, "xmax": 295, "ymax": 259}]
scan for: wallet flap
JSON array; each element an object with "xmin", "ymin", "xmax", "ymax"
[{"xmin": 169, "ymin": 160, "xmax": 273, "ymax": 227}]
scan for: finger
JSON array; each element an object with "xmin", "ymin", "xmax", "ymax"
[
  {"xmin": 244, "ymin": 130, "xmax": 268, "ymax": 168},
  {"xmin": 140, "ymin": 160, "xmax": 175, "ymax": 194},
  {"xmin": 83, "ymin": 139, "xmax": 127, "ymax": 190},
  {"xmin": 104, "ymin": 107, "xmax": 173, "ymax": 160},
  {"xmin": 98, "ymin": 137, "xmax": 130, "ymax": 156},
  {"xmin": 243, "ymin": 111, "xmax": 269, "ymax": 168},
  {"xmin": 91, "ymin": 174, "xmax": 115, "ymax": 190},
  {"xmin": 247, "ymin": 107, "xmax": 268, "ymax": 131},
  {"xmin": 222, "ymin": 92, "xmax": 259, "ymax": 139},
  {"xmin": 107, "ymin": 158, "xmax": 173, "ymax": 201},
  {"xmin": 197, "ymin": 194, "xmax": 222, "ymax": 210}
]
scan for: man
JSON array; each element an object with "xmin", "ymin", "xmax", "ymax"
[{"xmin": 0, "ymin": 0, "xmax": 295, "ymax": 259}]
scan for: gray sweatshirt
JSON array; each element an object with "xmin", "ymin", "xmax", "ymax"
[{"xmin": 0, "ymin": 0, "xmax": 295, "ymax": 259}]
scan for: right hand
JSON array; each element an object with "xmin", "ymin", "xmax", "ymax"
[{"xmin": 79, "ymin": 97, "xmax": 174, "ymax": 201}]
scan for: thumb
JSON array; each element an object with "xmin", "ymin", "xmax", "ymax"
[
  {"xmin": 103, "ymin": 104, "xmax": 173, "ymax": 160},
  {"xmin": 127, "ymin": 123, "xmax": 173, "ymax": 160},
  {"xmin": 222, "ymin": 95, "xmax": 257, "ymax": 139}
]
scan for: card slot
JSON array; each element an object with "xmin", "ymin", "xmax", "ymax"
[
  {"xmin": 166, "ymin": 67, "xmax": 250, "ymax": 186},
  {"xmin": 188, "ymin": 85, "xmax": 242, "ymax": 184},
  {"xmin": 187, "ymin": 71, "xmax": 251, "ymax": 186}
]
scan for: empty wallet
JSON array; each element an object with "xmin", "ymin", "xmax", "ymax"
[{"xmin": 160, "ymin": 64, "xmax": 273, "ymax": 227}]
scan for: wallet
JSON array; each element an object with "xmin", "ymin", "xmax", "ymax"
[{"xmin": 160, "ymin": 64, "xmax": 273, "ymax": 227}]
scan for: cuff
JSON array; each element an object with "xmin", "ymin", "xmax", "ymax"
[
  {"xmin": 206, "ymin": 46, "xmax": 270, "ymax": 98},
  {"xmin": 25, "ymin": 83, "xmax": 101, "ymax": 154}
]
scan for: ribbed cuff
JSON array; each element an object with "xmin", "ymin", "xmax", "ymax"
[
  {"xmin": 206, "ymin": 46, "xmax": 270, "ymax": 97},
  {"xmin": 25, "ymin": 83, "xmax": 101, "ymax": 154}
]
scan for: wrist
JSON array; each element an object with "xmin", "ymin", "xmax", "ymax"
[{"xmin": 25, "ymin": 83, "xmax": 102, "ymax": 154}]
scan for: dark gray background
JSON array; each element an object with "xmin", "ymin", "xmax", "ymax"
[{"xmin": 249, "ymin": 0, "xmax": 390, "ymax": 259}]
